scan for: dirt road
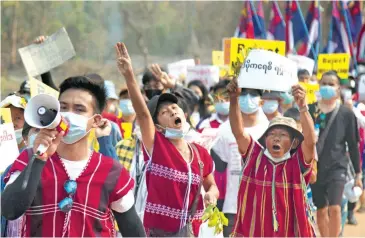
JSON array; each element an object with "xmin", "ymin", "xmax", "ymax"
[{"xmin": 343, "ymin": 211, "xmax": 365, "ymax": 237}]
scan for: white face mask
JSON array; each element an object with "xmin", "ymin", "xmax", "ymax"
[
  {"xmin": 157, "ymin": 122, "xmax": 190, "ymax": 140},
  {"xmin": 264, "ymin": 140, "xmax": 295, "ymax": 163},
  {"xmin": 60, "ymin": 112, "xmax": 92, "ymax": 144},
  {"xmin": 15, "ymin": 128, "xmax": 23, "ymax": 144}
]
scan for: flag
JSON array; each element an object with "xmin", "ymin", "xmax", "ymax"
[
  {"xmin": 325, "ymin": 1, "xmax": 354, "ymax": 55},
  {"xmin": 348, "ymin": 1, "xmax": 362, "ymax": 40},
  {"xmin": 252, "ymin": 1, "xmax": 266, "ymax": 39},
  {"xmin": 357, "ymin": 24, "xmax": 365, "ymax": 62},
  {"xmin": 267, "ymin": 1, "xmax": 285, "ymax": 41},
  {"xmin": 285, "ymin": 0, "xmax": 307, "ymax": 54},
  {"xmin": 234, "ymin": 1, "xmax": 254, "ymax": 38},
  {"xmin": 297, "ymin": 0, "xmax": 320, "ymax": 58}
]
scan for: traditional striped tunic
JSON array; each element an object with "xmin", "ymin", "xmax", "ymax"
[
  {"xmin": 4, "ymin": 150, "xmax": 134, "ymax": 237},
  {"xmin": 231, "ymin": 138, "xmax": 316, "ymax": 237}
]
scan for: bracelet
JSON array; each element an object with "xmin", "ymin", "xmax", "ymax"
[{"xmin": 299, "ymin": 105, "xmax": 309, "ymax": 113}]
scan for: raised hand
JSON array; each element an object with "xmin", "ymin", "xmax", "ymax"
[
  {"xmin": 291, "ymin": 84, "xmax": 307, "ymax": 108},
  {"xmin": 149, "ymin": 64, "xmax": 175, "ymax": 89},
  {"xmin": 33, "ymin": 35, "xmax": 48, "ymax": 44},
  {"xmin": 226, "ymin": 78, "xmax": 241, "ymax": 98},
  {"xmin": 115, "ymin": 42, "xmax": 133, "ymax": 78},
  {"xmin": 95, "ymin": 118, "xmax": 112, "ymax": 138}
]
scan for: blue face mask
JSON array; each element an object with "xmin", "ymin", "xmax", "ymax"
[
  {"xmin": 262, "ymin": 100, "xmax": 279, "ymax": 114},
  {"xmin": 280, "ymin": 92, "xmax": 294, "ymax": 105},
  {"xmin": 61, "ymin": 112, "xmax": 92, "ymax": 144},
  {"xmin": 239, "ymin": 95, "xmax": 260, "ymax": 114},
  {"xmin": 320, "ymin": 85, "xmax": 337, "ymax": 100},
  {"xmin": 119, "ymin": 99, "xmax": 135, "ymax": 116},
  {"xmin": 215, "ymin": 102, "xmax": 230, "ymax": 116},
  {"xmin": 157, "ymin": 122, "xmax": 190, "ymax": 140}
]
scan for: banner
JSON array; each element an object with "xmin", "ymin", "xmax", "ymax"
[
  {"xmin": 229, "ymin": 38, "xmax": 286, "ymax": 76},
  {"xmin": 287, "ymin": 54, "xmax": 315, "ymax": 75},
  {"xmin": 29, "ymin": 76, "xmax": 59, "ymax": 98},
  {"xmin": 121, "ymin": 122, "xmax": 133, "ymax": 140},
  {"xmin": 212, "ymin": 51, "xmax": 224, "ymax": 66},
  {"xmin": 18, "ymin": 27, "xmax": 76, "ymax": 77},
  {"xmin": 237, "ymin": 49, "xmax": 297, "ymax": 92},
  {"xmin": 167, "ymin": 59, "xmax": 195, "ymax": 82},
  {"xmin": 186, "ymin": 65, "xmax": 220, "ymax": 89},
  {"xmin": 0, "ymin": 110, "xmax": 19, "ymax": 173},
  {"xmin": 299, "ymin": 82, "xmax": 319, "ymax": 104},
  {"xmin": 317, "ymin": 53, "xmax": 350, "ymax": 79}
]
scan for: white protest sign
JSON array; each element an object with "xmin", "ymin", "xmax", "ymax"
[
  {"xmin": 358, "ymin": 74, "xmax": 365, "ymax": 101},
  {"xmin": 186, "ymin": 65, "xmax": 220, "ymax": 88},
  {"xmin": 0, "ymin": 123, "xmax": 20, "ymax": 173},
  {"xmin": 194, "ymin": 128, "xmax": 220, "ymax": 152},
  {"xmin": 18, "ymin": 27, "xmax": 76, "ymax": 77},
  {"xmin": 167, "ymin": 59, "xmax": 195, "ymax": 81},
  {"xmin": 287, "ymin": 54, "xmax": 315, "ymax": 75},
  {"xmin": 238, "ymin": 49, "xmax": 298, "ymax": 92}
]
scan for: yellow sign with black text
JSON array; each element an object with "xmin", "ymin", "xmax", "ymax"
[
  {"xmin": 229, "ymin": 38, "xmax": 286, "ymax": 76},
  {"xmin": 317, "ymin": 53, "xmax": 350, "ymax": 79},
  {"xmin": 0, "ymin": 108, "xmax": 12, "ymax": 124},
  {"xmin": 299, "ymin": 82, "xmax": 319, "ymax": 104},
  {"xmin": 29, "ymin": 76, "xmax": 59, "ymax": 99}
]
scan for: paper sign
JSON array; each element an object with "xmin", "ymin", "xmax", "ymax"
[
  {"xmin": 287, "ymin": 54, "xmax": 315, "ymax": 75},
  {"xmin": 121, "ymin": 122, "xmax": 133, "ymax": 139},
  {"xmin": 223, "ymin": 38, "xmax": 231, "ymax": 65},
  {"xmin": 230, "ymin": 38, "xmax": 286, "ymax": 76},
  {"xmin": 0, "ymin": 123, "xmax": 20, "ymax": 173},
  {"xmin": 212, "ymin": 51, "xmax": 224, "ymax": 66},
  {"xmin": 18, "ymin": 27, "xmax": 76, "ymax": 77},
  {"xmin": 299, "ymin": 82, "xmax": 320, "ymax": 104},
  {"xmin": 358, "ymin": 74, "xmax": 365, "ymax": 101},
  {"xmin": 167, "ymin": 59, "xmax": 195, "ymax": 81},
  {"xmin": 186, "ymin": 65, "xmax": 220, "ymax": 88},
  {"xmin": 218, "ymin": 65, "xmax": 230, "ymax": 78},
  {"xmin": 317, "ymin": 53, "xmax": 350, "ymax": 79},
  {"xmin": 193, "ymin": 128, "xmax": 220, "ymax": 152},
  {"xmin": 0, "ymin": 108, "xmax": 12, "ymax": 124},
  {"xmin": 238, "ymin": 49, "xmax": 298, "ymax": 92},
  {"xmin": 29, "ymin": 77, "xmax": 59, "ymax": 98}
]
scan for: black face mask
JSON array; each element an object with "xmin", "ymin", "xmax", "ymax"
[{"xmin": 145, "ymin": 89, "xmax": 163, "ymax": 100}]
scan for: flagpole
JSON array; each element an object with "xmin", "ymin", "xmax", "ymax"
[
  {"xmin": 295, "ymin": 0, "xmax": 317, "ymax": 59},
  {"xmin": 341, "ymin": 1, "xmax": 358, "ymax": 73},
  {"xmin": 249, "ymin": 0, "xmax": 266, "ymax": 39}
]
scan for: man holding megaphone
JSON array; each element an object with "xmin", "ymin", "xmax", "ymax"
[{"xmin": 1, "ymin": 76, "xmax": 145, "ymax": 237}]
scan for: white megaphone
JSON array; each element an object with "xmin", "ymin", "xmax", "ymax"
[{"xmin": 24, "ymin": 94, "xmax": 69, "ymax": 155}]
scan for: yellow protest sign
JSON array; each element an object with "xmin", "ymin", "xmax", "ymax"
[
  {"xmin": 0, "ymin": 108, "xmax": 12, "ymax": 124},
  {"xmin": 212, "ymin": 51, "xmax": 224, "ymax": 66},
  {"xmin": 29, "ymin": 76, "xmax": 59, "ymax": 98},
  {"xmin": 229, "ymin": 38, "xmax": 286, "ymax": 76},
  {"xmin": 317, "ymin": 53, "xmax": 350, "ymax": 79},
  {"xmin": 299, "ymin": 82, "xmax": 319, "ymax": 104},
  {"xmin": 121, "ymin": 122, "xmax": 133, "ymax": 139}
]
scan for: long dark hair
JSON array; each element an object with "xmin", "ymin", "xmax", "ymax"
[{"xmin": 187, "ymin": 80, "xmax": 210, "ymax": 118}]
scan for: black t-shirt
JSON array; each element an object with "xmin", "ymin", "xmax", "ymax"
[{"xmin": 309, "ymin": 103, "xmax": 360, "ymax": 183}]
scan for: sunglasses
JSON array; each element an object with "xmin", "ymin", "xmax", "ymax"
[{"xmin": 58, "ymin": 180, "xmax": 77, "ymax": 213}]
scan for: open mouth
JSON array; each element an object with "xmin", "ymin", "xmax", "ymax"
[
  {"xmin": 174, "ymin": 117, "xmax": 182, "ymax": 126},
  {"xmin": 272, "ymin": 144, "xmax": 281, "ymax": 151}
]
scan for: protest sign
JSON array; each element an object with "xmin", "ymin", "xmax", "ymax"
[
  {"xmin": 121, "ymin": 122, "xmax": 133, "ymax": 139},
  {"xmin": 191, "ymin": 128, "xmax": 220, "ymax": 152},
  {"xmin": 0, "ymin": 109, "xmax": 20, "ymax": 173},
  {"xmin": 29, "ymin": 76, "xmax": 59, "ymax": 98},
  {"xmin": 212, "ymin": 51, "xmax": 224, "ymax": 66},
  {"xmin": 299, "ymin": 82, "xmax": 320, "ymax": 104},
  {"xmin": 223, "ymin": 38, "xmax": 231, "ymax": 65},
  {"xmin": 317, "ymin": 53, "xmax": 350, "ymax": 79},
  {"xmin": 18, "ymin": 27, "xmax": 76, "ymax": 77},
  {"xmin": 238, "ymin": 49, "xmax": 298, "ymax": 92},
  {"xmin": 167, "ymin": 59, "xmax": 195, "ymax": 82},
  {"xmin": 287, "ymin": 54, "xmax": 315, "ymax": 75},
  {"xmin": 186, "ymin": 65, "xmax": 220, "ymax": 89},
  {"xmin": 230, "ymin": 38, "xmax": 286, "ymax": 76}
]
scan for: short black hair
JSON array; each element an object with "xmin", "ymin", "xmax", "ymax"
[
  {"xmin": 297, "ymin": 69, "xmax": 310, "ymax": 77},
  {"xmin": 212, "ymin": 80, "xmax": 230, "ymax": 93},
  {"xmin": 59, "ymin": 76, "xmax": 107, "ymax": 113},
  {"xmin": 321, "ymin": 70, "xmax": 341, "ymax": 84},
  {"xmin": 142, "ymin": 67, "xmax": 166, "ymax": 85},
  {"xmin": 119, "ymin": 88, "xmax": 129, "ymax": 98},
  {"xmin": 283, "ymin": 107, "xmax": 300, "ymax": 122}
]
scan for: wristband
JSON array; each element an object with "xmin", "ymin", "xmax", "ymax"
[{"xmin": 299, "ymin": 105, "xmax": 309, "ymax": 113}]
